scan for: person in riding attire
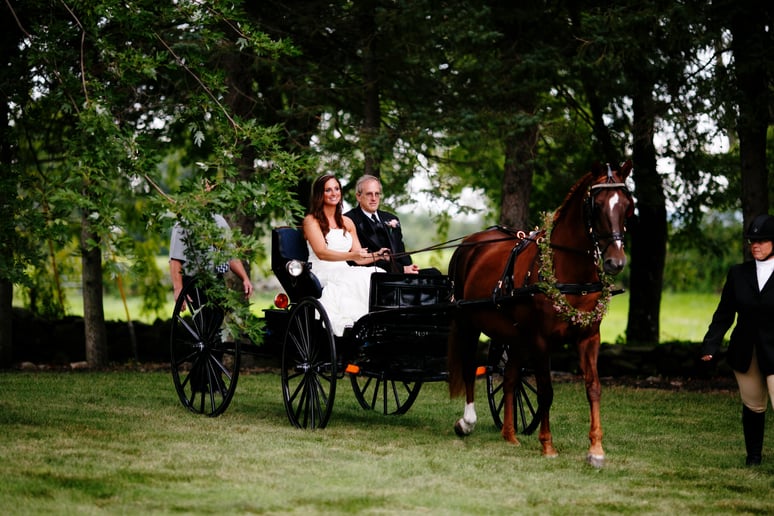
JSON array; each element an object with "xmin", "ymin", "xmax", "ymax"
[{"xmin": 701, "ymin": 214, "xmax": 774, "ymax": 466}]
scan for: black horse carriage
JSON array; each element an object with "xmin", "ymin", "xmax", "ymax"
[{"xmin": 169, "ymin": 226, "xmax": 539, "ymax": 431}]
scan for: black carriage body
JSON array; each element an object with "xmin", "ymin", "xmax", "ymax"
[
  {"xmin": 170, "ymin": 226, "xmax": 538, "ymax": 434},
  {"xmin": 265, "ymin": 226, "xmax": 458, "ymax": 427},
  {"xmin": 349, "ymin": 274, "xmax": 454, "ymax": 381},
  {"xmin": 265, "ymin": 227, "xmax": 454, "ymax": 377}
]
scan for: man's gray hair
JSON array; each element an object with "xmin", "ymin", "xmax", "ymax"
[{"xmin": 355, "ymin": 174, "xmax": 382, "ymax": 194}]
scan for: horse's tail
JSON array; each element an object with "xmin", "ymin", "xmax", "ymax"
[
  {"xmin": 447, "ymin": 319, "xmax": 465, "ymax": 398},
  {"xmin": 447, "ymin": 317, "xmax": 479, "ymax": 399}
]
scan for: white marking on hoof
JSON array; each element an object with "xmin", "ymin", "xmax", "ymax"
[
  {"xmin": 587, "ymin": 453, "xmax": 605, "ymax": 468},
  {"xmin": 454, "ymin": 403, "xmax": 477, "ymax": 436},
  {"xmin": 454, "ymin": 419, "xmax": 470, "ymax": 436}
]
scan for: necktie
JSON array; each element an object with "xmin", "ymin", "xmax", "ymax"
[{"xmin": 371, "ymin": 213, "xmax": 379, "ymax": 224}]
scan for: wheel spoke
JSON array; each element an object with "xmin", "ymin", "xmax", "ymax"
[{"xmin": 369, "ymin": 378, "xmax": 381, "ymax": 409}]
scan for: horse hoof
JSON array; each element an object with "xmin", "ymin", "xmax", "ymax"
[
  {"xmin": 542, "ymin": 447, "xmax": 558, "ymax": 458},
  {"xmin": 586, "ymin": 453, "xmax": 605, "ymax": 468},
  {"xmin": 454, "ymin": 420, "xmax": 470, "ymax": 437}
]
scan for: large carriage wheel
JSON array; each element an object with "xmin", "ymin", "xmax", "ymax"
[
  {"xmin": 170, "ymin": 278, "xmax": 240, "ymax": 417},
  {"xmin": 281, "ymin": 298, "xmax": 337, "ymax": 429},
  {"xmin": 486, "ymin": 344, "xmax": 539, "ymax": 434},
  {"xmin": 349, "ymin": 372, "xmax": 422, "ymax": 415}
]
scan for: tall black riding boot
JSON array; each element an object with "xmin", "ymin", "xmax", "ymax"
[{"xmin": 742, "ymin": 406, "xmax": 765, "ymax": 466}]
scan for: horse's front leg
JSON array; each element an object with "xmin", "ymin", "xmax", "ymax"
[{"xmin": 579, "ymin": 333, "xmax": 604, "ymax": 467}]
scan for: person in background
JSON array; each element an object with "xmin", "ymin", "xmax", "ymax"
[
  {"xmin": 701, "ymin": 214, "xmax": 774, "ymax": 466},
  {"xmin": 168, "ymin": 180, "xmax": 253, "ymax": 395},
  {"xmin": 303, "ymin": 174, "xmax": 388, "ymax": 336},
  {"xmin": 169, "ymin": 180, "xmax": 253, "ymax": 310},
  {"xmin": 345, "ymin": 174, "xmax": 419, "ymax": 274},
  {"xmin": 169, "ymin": 214, "xmax": 253, "ymax": 309}
]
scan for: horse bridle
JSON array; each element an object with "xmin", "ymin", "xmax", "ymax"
[{"xmin": 584, "ymin": 164, "xmax": 634, "ymax": 261}]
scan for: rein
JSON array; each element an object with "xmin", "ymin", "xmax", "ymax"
[{"xmin": 387, "ymin": 227, "xmax": 528, "ymax": 261}]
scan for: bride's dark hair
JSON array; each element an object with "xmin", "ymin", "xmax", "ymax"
[{"xmin": 309, "ymin": 174, "xmax": 346, "ymax": 236}]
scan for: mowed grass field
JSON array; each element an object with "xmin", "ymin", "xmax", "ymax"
[
  {"xmin": 599, "ymin": 291, "xmax": 719, "ymax": 344},
  {"xmin": 0, "ymin": 371, "xmax": 771, "ymax": 514}
]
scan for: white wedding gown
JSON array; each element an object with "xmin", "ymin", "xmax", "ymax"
[{"xmin": 307, "ymin": 229, "xmax": 382, "ymax": 336}]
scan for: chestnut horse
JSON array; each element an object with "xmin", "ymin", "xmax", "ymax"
[{"xmin": 447, "ymin": 161, "xmax": 633, "ymax": 467}]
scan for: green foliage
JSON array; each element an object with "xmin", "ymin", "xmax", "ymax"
[
  {"xmin": 664, "ymin": 212, "xmax": 743, "ymax": 293},
  {"xmin": 6, "ymin": 1, "xmax": 306, "ymax": 338},
  {"xmin": 4, "ymin": 0, "xmax": 774, "ymax": 352}
]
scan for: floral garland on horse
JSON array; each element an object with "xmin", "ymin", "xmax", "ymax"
[{"xmin": 537, "ymin": 211, "xmax": 615, "ymax": 327}]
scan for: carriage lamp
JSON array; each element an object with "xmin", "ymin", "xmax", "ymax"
[
  {"xmin": 286, "ymin": 259, "xmax": 305, "ymax": 277},
  {"xmin": 274, "ymin": 292, "xmax": 289, "ymax": 309}
]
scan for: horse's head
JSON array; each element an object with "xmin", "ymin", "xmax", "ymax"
[{"xmin": 587, "ymin": 160, "xmax": 634, "ymax": 275}]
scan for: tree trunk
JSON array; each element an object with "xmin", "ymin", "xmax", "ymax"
[
  {"xmin": 360, "ymin": 1, "xmax": 381, "ymax": 178},
  {"xmin": 0, "ymin": 280, "xmax": 12, "ymax": 367},
  {"xmin": 626, "ymin": 92, "xmax": 666, "ymax": 345},
  {"xmin": 730, "ymin": 6, "xmax": 769, "ymax": 249},
  {"xmin": 81, "ymin": 214, "xmax": 107, "ymax": 366},
  {"xmin": 222, "ymin": 49, "xmax": 258, "ymax": 237},
  {"xmin": 0, "ymin": 26, "xmax": 13, "ymax": 366},
  {"xmin": 500, "ymin": 126, "xmax": 538, "ymax": 229}
]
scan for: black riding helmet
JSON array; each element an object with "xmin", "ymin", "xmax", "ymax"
[{"xmin": 745, "ymin": 214, "xmax": 774, "ymax": 242}]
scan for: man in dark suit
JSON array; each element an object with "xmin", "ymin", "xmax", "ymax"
[
  {"xmin": 344, "ymin": 174, "xmax": 418, "ymax": 274},
  {"xmin": 701, "ymin": 214, "xmax": 774, "ymax": 466}
]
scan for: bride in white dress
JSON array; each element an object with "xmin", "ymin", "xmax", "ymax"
[{"xmin": 303, "ymin": 175, "xmax": 390, "ymax": 336}]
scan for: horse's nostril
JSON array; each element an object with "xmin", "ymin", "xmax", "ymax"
[{"xmin": 604, "ymin": 258, "xmax": 625, "ymax": 275}]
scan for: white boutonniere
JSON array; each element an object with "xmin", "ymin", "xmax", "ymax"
[{"xmin": 385, "ymin": 219, "xmax": 399, "ymax": 229}]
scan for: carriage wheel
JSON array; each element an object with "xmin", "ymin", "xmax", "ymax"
[
  {"xmin": 281, "ymin": 298, "xmax": 337, "ymax": 429},
  {"xmin": 170, "ymin": 278, "xmax": 240, "ymax": 417},
  {"xmin": 485, "ymin": 344, "xmax": 539, "ymax": 434},
  {"xmin": 349, "ymin": 372, "xmax": 422, "ymax": 415}
]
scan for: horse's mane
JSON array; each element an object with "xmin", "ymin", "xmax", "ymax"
[{"xmin": 551, "ymin": 172, "xmax": 594, "ymax": 224}]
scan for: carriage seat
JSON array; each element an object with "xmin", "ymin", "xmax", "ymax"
[
  {"xmin": 271, "ymin": 227, "xmax": 323, "ymax": 302},
  {"xmin": 369, "ymin": 273, "xmax": 453, "ymax": 311}
]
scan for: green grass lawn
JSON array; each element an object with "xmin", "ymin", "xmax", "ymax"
[
  {"xmin": 599, "ymin": 291, "xmax": 719, "ymax": 344},
  {"xmin": 0, "ymin": 371, "xmax": 770, "ymax": 514}
]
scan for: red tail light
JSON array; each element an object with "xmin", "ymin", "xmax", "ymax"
[{"xmin": 274, "ymin": 293, "xmax": 289, "ymax": 309}]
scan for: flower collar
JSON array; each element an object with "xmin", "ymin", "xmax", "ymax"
[{"xmin": 537, "ymin": 211, "xmax": 614, "ymax": 327}]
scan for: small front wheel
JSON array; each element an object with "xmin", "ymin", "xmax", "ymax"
[
  {"xmin": 170, "ymin": 277, "xmax": 240, "ymax": 417},
  {"xmin": 281, "ymin": 298, "xmax": 337, "ymax": 429}
]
